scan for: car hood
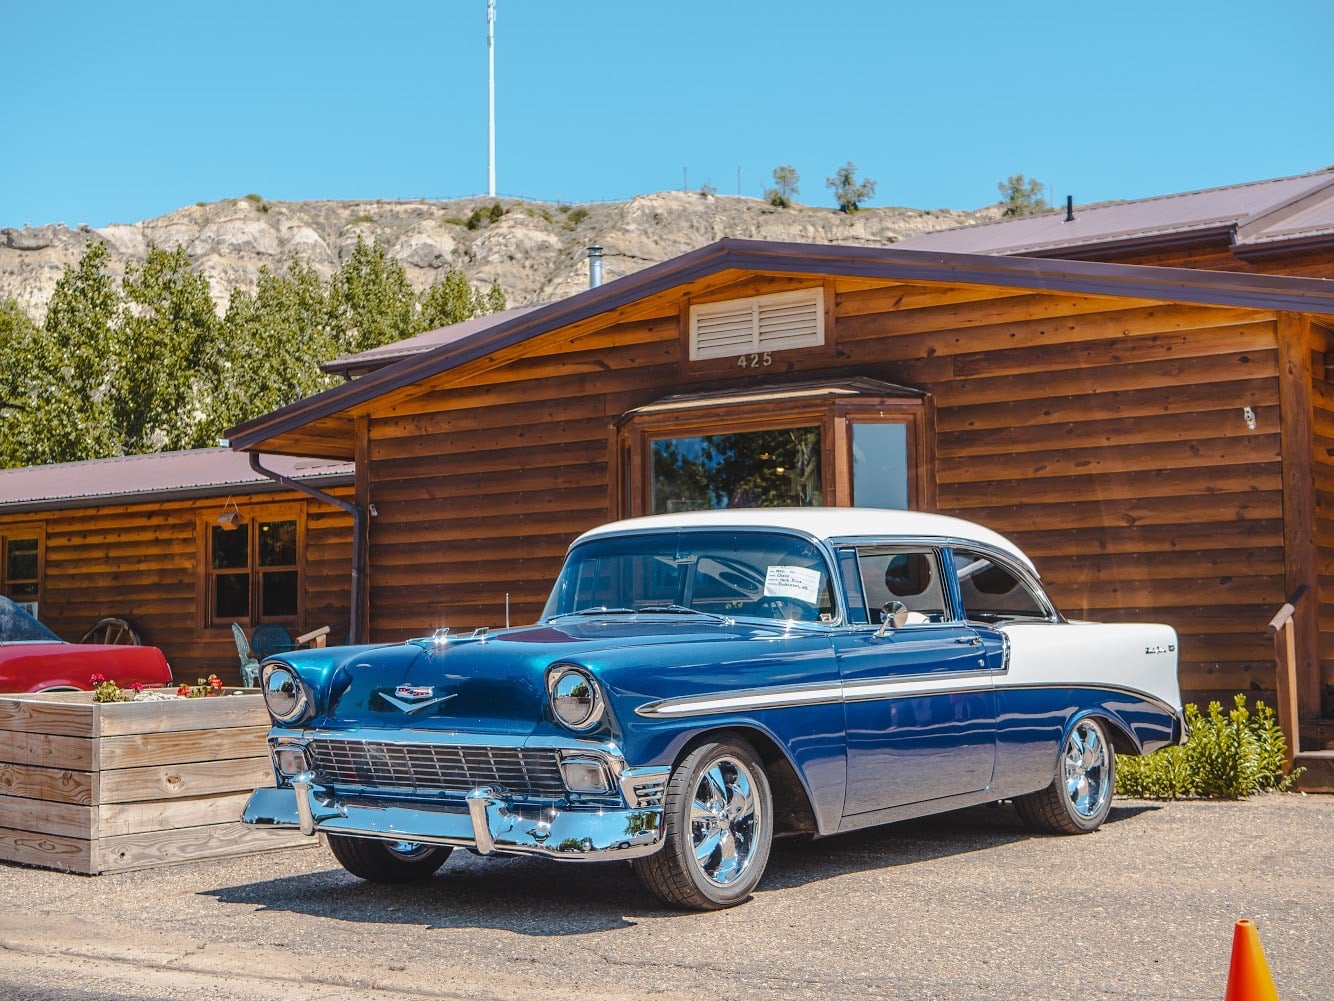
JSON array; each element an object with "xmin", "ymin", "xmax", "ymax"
[{"xmin": 288, "ymin": 616, "xmax": 802, "ymax": 735}]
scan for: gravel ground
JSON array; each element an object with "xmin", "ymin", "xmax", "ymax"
[{"xmin": 0, "ymin": 794, "xmax": 1329, "ymax": 1001}]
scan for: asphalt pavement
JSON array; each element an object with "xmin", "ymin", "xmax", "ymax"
[{"xmin": 0, "ymin": 794, "xmax": 1329, "ymax": 1001}]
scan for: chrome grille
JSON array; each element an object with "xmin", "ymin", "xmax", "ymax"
[{"xmin": 308, "ymin": 739, "xmax": 566, "ymax": 797}]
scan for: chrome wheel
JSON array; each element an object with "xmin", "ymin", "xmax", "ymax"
[
  {"xmin": 631, "ymin": 737, "xmax": 773, "ymax": 910},
  {"xmin": 385, "ymin": 840, "xmax": 438, "ymax": 861},
  {"xmin": 1064, "ymin": 718, "xmax": 1111, "ymax": 819},
  {"xmin": 688, "ymin": 755, "xmax": 762, "ymax": 888},
  {"xmin": 1014, "ymin": 715, "xmax": 1116, "ymax": 835}
]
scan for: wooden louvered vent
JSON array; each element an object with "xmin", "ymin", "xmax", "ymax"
[{"xmin": 689, "ymin": 288, "xmax": 825, "ymax": 360}]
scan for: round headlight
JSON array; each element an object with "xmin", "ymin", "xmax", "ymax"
[
  {"xmin": 261, "ymin": 663, "xmax": 309, "ymax": 724},
  {"xmin": 547, "ymin": 665, "xmax": 604, "ymax": 731}
]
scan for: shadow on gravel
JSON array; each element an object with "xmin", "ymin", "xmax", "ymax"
[
  {"xmin": 204, "ymin": 800, "xmax": 1162, "ymax": 933},
  {"xmin": 761, "ymin": 800, "xmax": 1160, "ymax": 892}
]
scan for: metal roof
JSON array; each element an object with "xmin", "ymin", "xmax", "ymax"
[
  {"xmin": 894, "ymin": 168, "xmax": 1334, "ymax": 258},
  {"xmin": 0, "ymin": 448, "xmax": 354, "ymax": 513},
  {"xmin": 322, "ymin": 303, "xmax": 546, "ymax": 378},
  {"xmin": 226, "ymin": 237, "xmax": 1334, "ymax": 455}
]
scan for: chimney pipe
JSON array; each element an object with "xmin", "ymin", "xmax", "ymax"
[
  {"xmin": 588, "ymin": 245, "xmax": 604, "ymax": 288},
  {"xmin": 1064, "ymin": 195, "xmax": 1075, "ymax": 223}
]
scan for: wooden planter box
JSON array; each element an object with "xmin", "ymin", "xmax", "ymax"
[{"xmin": 0, "ymin": 690, "xmax": 307, "ymax": 873}]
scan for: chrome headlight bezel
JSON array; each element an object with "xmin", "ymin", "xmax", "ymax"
[
  {"xmin": 260, "ymin": 662, "xmax": 311, "ymax": 724},
  {"xmin": 546, "ymin": 663, "xmax": 605, "ymax": 732}
]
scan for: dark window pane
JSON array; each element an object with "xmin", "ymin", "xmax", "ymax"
[
  {"xmin": 212, "ymin": 526, "xmax": 248, "ymax": 569},
  {"xmin": 9, "ymin": 582, "xmax": 38, "ymax": 598},
  {"xmin": 261, "ymin": 570, "xmax": 298, "ymax": 617},
  {"xmin": 6, "ymin": 538, "xmax": 38, "ymax": 582},
  {"xmin": 214, "ymin": 573, "xmax": 250, "ymax": 618},
  {"xmin": 651, "ymin": 427, "xmax": 822, "ymax": 513},
  {"xmin": 258, "ymin": 521, "xmax": 297, "ymax": 567}
]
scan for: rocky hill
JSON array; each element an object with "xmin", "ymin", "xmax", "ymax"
[{"xmin": 0, "ymin": 192, "xmax": 997, "ymax": 323}]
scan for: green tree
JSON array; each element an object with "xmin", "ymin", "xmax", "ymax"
[
  {"xmin": 0, "ymin": 299, "xmax": 42, "ymax": 467},
  {"xmin": 765, "ymin": 165, "xmax": 800, "ymax": 208},
  {"xmin": 115, "ymin": 245, "xmax": 223, "ymax": 452},
  {"xmin": 826, "ymin": 162, "xmax": 876, "ymax": 213},
  {"xmin": 417, "ymin": 266, "xmax": 505, "ymax": 332},
  {"xmin": 328, "ymin": 237, "xmax": 417, "ymax": 355},
  {"xmin": 998, "ymin": 174, "xmax": 1050, "ymax": 217},
  {"xmin": 16, "ymin": 242, "xmax": 122, "ymax": 464},
  {"xmin": 216, "ymin": 257, "xmax": 337, "ymax": 428}
]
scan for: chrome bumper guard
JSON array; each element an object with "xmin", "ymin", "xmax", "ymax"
[{"xmin": 242, "ymin": 775, "xmax": 666, "ymax": 862}]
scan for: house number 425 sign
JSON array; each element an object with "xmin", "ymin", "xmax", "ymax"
[{"xmin": 736, "ymin": 352, "xmax": 773, "ymax": 369}]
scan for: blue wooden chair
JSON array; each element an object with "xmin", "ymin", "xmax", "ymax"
[{"xmin": 231, "ymin": 622, "xmax": 261, "ymax": 687}]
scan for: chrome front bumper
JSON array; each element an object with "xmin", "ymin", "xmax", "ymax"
[{"xmin": 242, "ymin": 779, "xmax": 665, "ymax": 861}]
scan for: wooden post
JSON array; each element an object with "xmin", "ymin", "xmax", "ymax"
[{"xmin": 1268, "ymin": 586, "xmax": 1306, "ymax": 770}]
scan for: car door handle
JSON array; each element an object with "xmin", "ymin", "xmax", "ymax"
[{"xmin": 954, "ymin": 635, "xmax": 982, "ymax": 645}]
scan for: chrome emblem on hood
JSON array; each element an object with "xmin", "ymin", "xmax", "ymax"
[{"xmin": 377, "ymin": 685, "xmax": 458, "ymax": 715}]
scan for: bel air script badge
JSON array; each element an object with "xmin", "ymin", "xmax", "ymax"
[{"xmin": 378, "ymin": 685, "xmax": 458, "ymax": 715}]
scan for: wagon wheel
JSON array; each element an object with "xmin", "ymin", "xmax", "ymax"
[{"xmin": 79, "ymin": 617, "xmax": 141, "ymax": 646}]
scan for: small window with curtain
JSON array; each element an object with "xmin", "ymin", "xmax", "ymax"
[{"xmin": 204, "ymin": 508, "xmax": 302, "ymax": 626}]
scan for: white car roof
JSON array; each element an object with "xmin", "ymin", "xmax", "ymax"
[{"xmin": 575, "ymin": 508, "xmax": 1036, "ymax": 573}]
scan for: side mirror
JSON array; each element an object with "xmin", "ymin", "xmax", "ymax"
[{"xmin": 876, "ymin": 600, "xmax": 911, "ymax": 638}]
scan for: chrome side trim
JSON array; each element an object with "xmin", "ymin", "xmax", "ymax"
[{"xmin": 636, "ymin": 669, "xmax": 999, "ymax": 718}]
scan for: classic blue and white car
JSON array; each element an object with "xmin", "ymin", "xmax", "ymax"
[{"xmin": 242, "ymin": 509, "xmax": 1183, "ymax": 909}]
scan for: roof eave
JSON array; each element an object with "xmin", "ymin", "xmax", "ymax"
[
  {"xmin": 0, "ymin": 471, "xmax": 356, "ymax": 515},
  {"xmin": 225, "ymin": 239, "xmax": 1334, "ymax": 453}
]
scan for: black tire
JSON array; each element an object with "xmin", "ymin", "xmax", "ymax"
[
  {"xmin": 326, "ymin": 834, "xmax": 452, "ymax": 882},
  {"xmin": 631, "ymin": 737, "xmax": 773, "ymax": 910},
  {"xmin": 1014, "ymin": 716, "xmax": 1115, "ymax": 834}
]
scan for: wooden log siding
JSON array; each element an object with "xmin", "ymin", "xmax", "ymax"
[
  {"xmin": 1312, "ymin": 324, "xmax": 1334, "ymax": 718},
  {"xmin": 0, "ymin": 488, "xmax": 353, "ymax": 686},
  {"xmin": 351, "ymin": 275, "xmax": 1295, "ymax": 704}
]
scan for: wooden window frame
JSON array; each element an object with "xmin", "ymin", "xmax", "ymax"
[
  {"xmin": 197, "ymin": 502, "xmax": 305, "ymax": 630},
  {"xmin": 615, "ymin": 393, "xmax": 934, "ymax": 518},
  {"xmin": 0, "ymin": 523, "xmax": 45, "ymax": 616}
]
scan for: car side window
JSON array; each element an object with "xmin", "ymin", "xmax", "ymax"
[
  {"xmin": 952, "ymin": 549, "xmax": 1049, "ymax": 622},
  {"xmin": 851, "ymin": 547, "xmax": 948, "ymax": 625}
]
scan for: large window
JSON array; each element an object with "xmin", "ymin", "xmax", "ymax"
[
  {"xmin": 617, "ymin": 383, "xmax": 932, "ymax": 517},
  {"xmin": 0, "ymin": 528, "xmax": 42, "ymax": 617},
  {"xmin": 651, "ymin": 427, "xmax": 822, "ymax": 512},
  {"xmin": 204, "ymin": 509, "xmax": 302, "ymax": 626}
]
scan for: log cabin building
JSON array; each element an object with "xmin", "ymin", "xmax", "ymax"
[
  {"xmin": 0, "ymin": 449, "xmax": 353, "ymax": 680},
  {"xmin": 217, "ymin": 238, "xmax": 1334, "ymax": 783}
]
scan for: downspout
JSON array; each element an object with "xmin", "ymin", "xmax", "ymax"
[{"xmin": 248, "ymin": 453, "xmax": 366, "ymax": 645}]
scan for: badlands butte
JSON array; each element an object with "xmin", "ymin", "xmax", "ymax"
[{"xmin": 0, "ymin": 191, "xmax": 997, "ymax": 322}]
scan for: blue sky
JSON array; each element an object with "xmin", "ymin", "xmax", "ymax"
[{"xmin": 3, "ymin": 0, "xmax": 1331, "ymax": 229}]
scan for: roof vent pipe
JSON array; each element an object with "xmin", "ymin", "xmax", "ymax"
[
  {"xmin": 588, "ymin": 245, "xmax": 604, "ymax": 288},
  {"xmin": 1065, "ymin": 196, "xmax": 1075, "ymax": 223}
]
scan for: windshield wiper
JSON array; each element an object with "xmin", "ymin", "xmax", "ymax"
[
  {"xmin": 549, "ymin": 607, "xmax": 639, "ymax": 619},
  {"xmin": 636, "ymin": 604, "xmax": 730, "ymax": 621}
]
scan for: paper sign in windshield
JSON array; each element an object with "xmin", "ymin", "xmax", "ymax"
[{"xmin": 764, "ymin": 565, "xmax": 823, "ymax": 605}]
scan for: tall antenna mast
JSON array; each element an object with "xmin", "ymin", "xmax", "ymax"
[{"xmin": 487, "ymin": 0, "xmax": 496, "ymax": 197}]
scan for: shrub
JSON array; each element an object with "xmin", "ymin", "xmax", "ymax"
[
  {"xmin": 348, "ymin": 214, "xmax": 375, "ymax": 225},
  {"xmin": 1116, "ymin": 695, "xmax": 1303, "ymax": 799}
]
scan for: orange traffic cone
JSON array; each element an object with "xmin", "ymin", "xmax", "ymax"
[{"xmin": 1223, "ymin": 919, "xmax": 1280, "ymax": 1001}]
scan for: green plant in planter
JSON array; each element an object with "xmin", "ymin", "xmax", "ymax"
[{"xmin": 1116, "ymin": 694, "xmax": 1303, "ymax": 799}]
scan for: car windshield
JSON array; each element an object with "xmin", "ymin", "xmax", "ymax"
[
  {"xmin": 0, "ymin": 596, "xmax": 62, "ymax": 643},
  {"xmin": 543, "ymin": 530, "xmax": 836, "ymax": 624}
]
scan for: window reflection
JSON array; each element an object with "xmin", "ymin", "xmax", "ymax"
[{"xmin": 651, "ymin": 427, "xmax": 822, "ymax": 512}]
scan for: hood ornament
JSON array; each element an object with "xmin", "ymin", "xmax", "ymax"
[{"xmin": 378, "ymin": 685, "xmax": 458, "ymax": 715}]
